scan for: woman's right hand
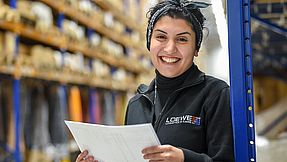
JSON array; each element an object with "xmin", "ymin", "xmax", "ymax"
[{"xmin": 76, "ymin": 150, "xmax": 98, "ymax": 162}]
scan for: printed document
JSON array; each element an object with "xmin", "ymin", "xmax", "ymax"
[{"xmin": 65, "ymin": 121, "xmax": 161, "ymax": 162}]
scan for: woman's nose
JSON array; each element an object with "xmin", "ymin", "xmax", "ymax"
[{"xmin": 164, "ymin": 40, "xmax": 177, "ymax": 54}]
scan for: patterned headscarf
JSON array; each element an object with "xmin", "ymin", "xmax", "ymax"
[{"xmin": 146, "ymin": 0, "xmax": 210, "ymax": 50}]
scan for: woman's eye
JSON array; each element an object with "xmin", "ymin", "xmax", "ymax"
[
  {"xmin": 177, "ymin": 37, "xmax": 188, "ymax": 42},
  {"xmin": 156, "ymin": 35, "xmax": 166, "ymax": 40}
]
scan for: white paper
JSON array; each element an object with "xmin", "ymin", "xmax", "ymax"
[{"xmin": 64, "ymin": 120, "xmax": 161, "ymax": 162}]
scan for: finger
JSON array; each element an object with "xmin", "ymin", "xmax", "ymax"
[
  {"xmin": 142, "ymin": 145, "xmax": 162, "ymax": 154},
  {"xmin": 158, "ymin": 145, "xmax": 173, "ymax": 152},
  {"xmin": 149, "ymin": 160, "xmax": 164, "ymax": 162},
  {"xmin": 76, "ymin": 150, "xmax": 88, "ymax": 161},
  {"xmin": 143, "ymin": 152, "xmax": 166, "ymax": 160},
  {"xmin": 86, "ymin": 155, "xmax": 95, "ymax": 162},
  {"xmin": 143, "ymin": 145, "xmax": 174, "ymax": 155}
]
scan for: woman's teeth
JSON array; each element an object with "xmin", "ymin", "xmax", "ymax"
[{"xmin": 161, "ymin": 56, "xmax": 180, "ymax": 63}]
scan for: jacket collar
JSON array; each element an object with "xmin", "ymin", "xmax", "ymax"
[
  {"xmin": 137, "ymin": 63, "xmax": 205, "ymax": 102},
  {"xmin": 181, "ymin": 63, "xmax": 205, "ymax": 88}
]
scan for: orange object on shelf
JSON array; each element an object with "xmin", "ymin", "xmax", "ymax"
[{"xmin": 69, "ymin": 86, "xmax": 83, "ymax": 122}]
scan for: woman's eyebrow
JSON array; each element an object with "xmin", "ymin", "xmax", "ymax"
[
  {"xmin": 154, "ymin": 29, "xmax": 191, "ymax": 36},
  {"xmin": 176, "ymin": 32, "xmax": 192, "ymax": 36},
  {"xmin": 154, "ymin": 29, "xmax": 167, "ymax": 34}
]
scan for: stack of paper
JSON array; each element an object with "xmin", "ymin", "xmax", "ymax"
[{"xmin": 65, "ymin": 121, "xmax": 161, "ymax": 162}]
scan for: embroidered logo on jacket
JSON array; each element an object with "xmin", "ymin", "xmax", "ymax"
[{"xmin": 165, "ymin": 115, "xmax": 201, "ymax": 126}]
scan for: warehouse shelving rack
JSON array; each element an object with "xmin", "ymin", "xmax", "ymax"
[
  {"xmin": 0, "ymin": 0, "xmax": 150, "ymax": 90},
  {"xmin": 1, "ymin": 0, "xmax": 145, "ymax": 161}
]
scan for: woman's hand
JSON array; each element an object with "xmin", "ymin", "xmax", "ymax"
[
  {"xmin": 142, "ymin": 145, "xmax": 184, "ymax": 162},
  {"xmin": 76, "ymin": 150, "xmax": 98, "ymax": 162}
]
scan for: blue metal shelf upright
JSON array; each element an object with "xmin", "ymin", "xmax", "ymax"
[
  {"xmin": 8, "ymin": 0, "xmax": 22, "ymax": 162},
  {"xmin": 227, "ymin": 0, "xmax": 256, "ymax": 162}
]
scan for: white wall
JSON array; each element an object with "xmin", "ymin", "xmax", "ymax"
[{"xmin": 196, "ymin": 0, "xmax": 230, "ymax": 84}]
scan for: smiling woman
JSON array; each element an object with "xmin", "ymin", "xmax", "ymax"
[{"xmin": 76, "ymin": 0, "xmax": 235, "ymax": 162}]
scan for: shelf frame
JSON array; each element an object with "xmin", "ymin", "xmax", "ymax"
[
  {"xmin": 39, "ymin": 0, "xmax": 149, "ymax": 56},
  {"xmin": 227, "ymin": 0, "xmax": 257, "ymax": 161},
  {"xmin": 0, "ymin": 21, "xmax": 146, "ymax": 73}
]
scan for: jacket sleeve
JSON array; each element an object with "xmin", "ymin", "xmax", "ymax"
[{"xmin": 181, "ymin": 87, "xmax": 235, "ymax": 162}]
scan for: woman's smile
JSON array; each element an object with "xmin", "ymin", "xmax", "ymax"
[{"xmin": 160, "ymin": 56, "xmax": 181, "ymax": 64}]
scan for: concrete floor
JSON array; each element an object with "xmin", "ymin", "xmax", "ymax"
[{"xmin": 256, "ymin": 136, "xmax": 287, "ymax": 162}]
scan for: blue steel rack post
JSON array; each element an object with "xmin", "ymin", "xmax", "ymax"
[
  {"xmin": 9, "ymin": 0, "xmax": 22, "ymax": 162},
  {"xmin": 227, "ymin": 0, "xmax": 256, "ymax": 162}
]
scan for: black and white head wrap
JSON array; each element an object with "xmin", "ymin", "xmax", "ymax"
[{"xmin": 146, "ymin": 0, "xmax": 210, "ymax": 51}]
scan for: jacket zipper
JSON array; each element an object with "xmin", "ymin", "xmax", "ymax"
[{"xmin": 142, "ymin": 94, "xmax": 153, "ymax": 104}]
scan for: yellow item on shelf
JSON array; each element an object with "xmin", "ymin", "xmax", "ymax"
[
  {"xmin": 7, "ymin": 88, "xmax": 15, "ymax": 151},
  {"xmin": 17, "ymin": 0, "xmax": 36, "ymax": 22},
  {"xmin": 115, "ymin": 94, "xmax": 127, "ymax": 125},
  {"xmin": 61, "ymin": 158, "xmax": 71, "ymax": 162},
  {"xmin": 3, "ymin": 32, "xmax": 16, "ymax": 65},
  {"xmin": 0, "ymin": 4, "xmax": 19, "ymax": 22},
  {"xmin": 25, "ymin": 149, "xmax": 52, "ymax": 162},
  {"xmin": 0, "ymin": 32, "xmax": 3, "ymax": 63}
]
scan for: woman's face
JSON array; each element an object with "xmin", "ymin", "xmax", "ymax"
[{"xmin": 150, "ymin": 16, "xmax": 198, "ymax": 78}]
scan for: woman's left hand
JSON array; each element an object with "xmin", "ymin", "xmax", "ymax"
[{"xmin": 142, "ymin": 145, "xmax": 184, "ymax": 162}]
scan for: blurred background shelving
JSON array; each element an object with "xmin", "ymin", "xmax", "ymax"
[
  {"xmin": 0, "ymin": 0, "xmax": 154, "ymax": 161},
  {"xmin": 0, "ymin": 0, "xmax": 286, "ymax": 162}
]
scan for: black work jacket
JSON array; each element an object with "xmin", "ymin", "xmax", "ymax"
[{"xmin": 125, "ymin": 65, "xmax": 234, "ymax": 162}]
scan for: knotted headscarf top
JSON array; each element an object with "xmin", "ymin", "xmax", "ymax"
[{"xmin": 146, "ymin": 0, "xmax": 210, "ymax": 50}]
